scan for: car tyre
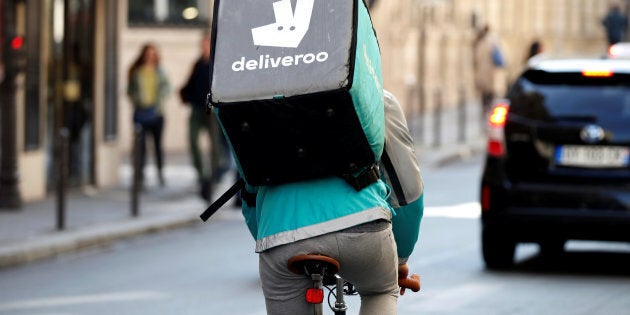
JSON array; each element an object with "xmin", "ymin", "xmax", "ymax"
[{"xmin": 482, "ymin": 227, "xmax": 516, "ymax": 270}]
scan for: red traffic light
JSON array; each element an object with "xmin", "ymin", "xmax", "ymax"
[{"xmin": 11, "ymin": 36, "xmax": 24, "ymax": 50}]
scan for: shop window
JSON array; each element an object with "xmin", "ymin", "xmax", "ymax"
[{"xmin": 128, "ymin": 0, "xmax": 209, "ymax": 27}]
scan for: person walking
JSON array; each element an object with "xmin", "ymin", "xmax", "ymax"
[
  {"xmin": 473, "ymin": 24, "xmax": 505, "ymax": 118},
  {"xmin": 240, "ymin": 90, "xmax": 424, "ymax": 314},
  {"xmin": 180, "ymin": 33, "xmax": 232, "ymax": 200},
  {"xmin": 602, "ymin": 1, "xmax": 629, "ymax": 47},
  {"xmin": 127, "ymin": 43, "xmax": 170, "ymax": 187}
]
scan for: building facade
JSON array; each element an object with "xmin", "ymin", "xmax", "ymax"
[
  {"xmin": 371, "ymin": 0, "xmax": 615, "ymax": 117},
  {"xmin": 0, "ymin": 0, "xmax": 620, "ymax": 205}
]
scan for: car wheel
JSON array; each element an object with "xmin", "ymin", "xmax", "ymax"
[{"xmin": 482, "ymin": 227, "xmax": 516, "ymax": 270}]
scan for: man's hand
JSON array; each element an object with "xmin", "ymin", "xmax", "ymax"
[
  {"xmin": 398, "ymin": 263, "xmax": 409, "ymax": 296},
  {"xmin": 398, "ymin": 263, "xmax": 421, "ymax": 295}
]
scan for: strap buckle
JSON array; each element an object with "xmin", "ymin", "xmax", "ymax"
[{"xmin": 342, "ymin": 164, "xmax": 380, "ymax": 191}]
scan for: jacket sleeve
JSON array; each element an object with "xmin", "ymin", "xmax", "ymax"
[
  {"xmin": 380, "ymin": 90, "xmax": 424, "ymax": 264},
  {"xmin": 158, "ymin": 68, "xmax": 171, "ymax": 100},
  {"xmin": 126, "ymin": 73, "xmax": 141, "ymax": 106},
  {"xmin": 179, "ymin": 61, "xmax": 198, "ymax": 104}
]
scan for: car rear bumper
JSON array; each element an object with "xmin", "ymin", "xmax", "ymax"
[{"xmin": 482, "ymin": 181, "xmax": 630, "ymax": 242}]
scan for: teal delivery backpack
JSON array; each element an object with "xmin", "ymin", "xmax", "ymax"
[{"xmin": 201, "ymin": 0, "xmax": 384, "ymax": 220}]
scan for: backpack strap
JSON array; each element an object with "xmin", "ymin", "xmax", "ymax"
[
  {"xmin": 341, "ymin": 163, "xmax": 380, "ymax": 191},
  {"xmin": 379, "ymin": 148, "xmax": 407, "ymax": 205},
  {"xmin": 240, "ymin": 188, "xmax": 257, "ymax": 207},
  {"xmin": 200, "ymin": 162, "xmax": 382, "ymax": 222},
  {"xmin": 200, "ymin": 178, "xmax": 245, "ymax": 222}
]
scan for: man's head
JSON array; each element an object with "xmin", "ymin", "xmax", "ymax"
[{"xmin": 610, "ymin": 0, "xmax": 622, "ymax": 11}]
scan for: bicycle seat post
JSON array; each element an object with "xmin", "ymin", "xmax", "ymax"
[{"xmin": 332, "ymin": 275, "xmax": 348, "ymax": 315}]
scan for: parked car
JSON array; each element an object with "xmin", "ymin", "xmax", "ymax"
[{"xmin": 480, "ymin": 56, "xmax": 630, "ymax": 269}]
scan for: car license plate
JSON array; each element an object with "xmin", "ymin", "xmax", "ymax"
[{"xmin": 555, "ymin": 145, "xmax": 630, "ymax": 168}]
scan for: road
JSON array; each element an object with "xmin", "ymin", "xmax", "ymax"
[{"xmin": 1, "ymin": 155, "xmax": 630, "ymax": 314}]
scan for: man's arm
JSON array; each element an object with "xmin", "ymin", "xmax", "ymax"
[{"xmin": 380, "ymin": 90, "xmax": 424, "ymax": 263}]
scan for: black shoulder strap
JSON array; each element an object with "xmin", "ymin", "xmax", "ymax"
[
  {"xmin": 200, "ymin": 178, "xmax": 245, "ymax": 222},
  {"xmin": 380, "ymin": 147, "xmax": 407, "ymax": 205}
]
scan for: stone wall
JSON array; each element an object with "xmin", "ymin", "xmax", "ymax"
[{"xmin": 370, "ymin": 0, "xmax": 612, "ymax": 115}]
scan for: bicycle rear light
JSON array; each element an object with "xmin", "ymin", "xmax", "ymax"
[{"xmin": 305, "ymin": 288, "xmax": 324, "ymax": 304}]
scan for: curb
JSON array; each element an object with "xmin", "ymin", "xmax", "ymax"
[{"xmin": 0, "ymin": 211, "xmax": 201, "ymax": 269}]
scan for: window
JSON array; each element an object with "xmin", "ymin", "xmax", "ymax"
[{"xmin": 128, "ymin": 0, "xmax": 209, "ymax": 27}]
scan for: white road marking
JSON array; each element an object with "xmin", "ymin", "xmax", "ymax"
[{"xmin": 0, "ymin": 291, "xmax": 168, "ymax": 312}]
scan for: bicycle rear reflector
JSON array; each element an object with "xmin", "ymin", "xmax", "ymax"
[{"xmin": 305, "ymin": 288, "xmax": 324, "ymax": 304}]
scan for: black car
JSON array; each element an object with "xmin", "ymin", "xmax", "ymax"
[{"xmin": 480, "ymin": 57, "xmax": 630, "ymax": 269}]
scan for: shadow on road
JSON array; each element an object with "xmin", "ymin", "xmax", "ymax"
[{"xmin": 511, "ymin": 250, "xmax": 630, "ymax": 277}]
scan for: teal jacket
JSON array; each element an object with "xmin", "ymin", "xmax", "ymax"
[{"xmin": 242, "ymin": 91, "xmax": 423, "ymax": 264}]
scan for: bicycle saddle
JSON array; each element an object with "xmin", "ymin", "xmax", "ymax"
[{"xmin": 288, "ymin": 254, "xmax": 340, "ymax": 279}]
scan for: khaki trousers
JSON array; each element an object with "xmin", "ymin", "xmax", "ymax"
[{"xmin": 259, "ymin": 221, "xmax": 399, "ymax": 315}]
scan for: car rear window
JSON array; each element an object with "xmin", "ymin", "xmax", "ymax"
[{"xmin": 514, "ymin": 70, "xmax": 630, "ymax": 119}]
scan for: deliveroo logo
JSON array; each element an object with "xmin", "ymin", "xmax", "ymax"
[
  {"xmin": 251, "ymin": 0, "xmax": 315, "ymax": 48},
  {"xmin": 232, "ymin": 0, "xmax": 329, "ymax": 72}
]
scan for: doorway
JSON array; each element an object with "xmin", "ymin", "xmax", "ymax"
[{"xmin": 47, "ymin": 0, "xmax": 95, "ymax": 189}]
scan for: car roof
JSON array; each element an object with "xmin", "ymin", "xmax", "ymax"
[{"xmin": 527, "ymin": 56, "xmax": 630, "ymax": 74}]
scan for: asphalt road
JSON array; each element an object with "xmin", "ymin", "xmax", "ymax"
[{"xmin": 1, "ymin": 155, "xmax": 629, "ymax": 315}]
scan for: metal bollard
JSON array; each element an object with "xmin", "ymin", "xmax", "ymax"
[
  {"xmin": 458, "ymin": 87, "xmax": 467, "ymax": 144},
  {"xmin": 56, "ymin": 128, "xmax": 69, "ymax": 231},
  {"xmin": 131, "ymin": 124, "xmax": 143, "ymax": 217},
  {"xmin": 433, "ymin": 89, "xmax": 442, "ymax": 148}
]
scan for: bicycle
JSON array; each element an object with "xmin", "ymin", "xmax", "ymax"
[{"xmin": 288, "ymin": 254, "xmax": 421, "ymax": 315}]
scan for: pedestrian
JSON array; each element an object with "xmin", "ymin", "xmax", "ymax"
[
  {"xmin": 126, "ymin": 43, "xmax": 170, "ymax": 187},
  {"xmin": 602, "ymin": 1, "xmax": 629, "ymax": 46},
  {"xmin": 240, "ymin": 90, "xmax": 424, "ymax": 314},
  {"xmin": 180, "ymin": 33, "xmax": 232, "ymax": 201},
  {"xmin": 473, "ymin": 24, "xmax": 505, "ymax": 118},
  {"xmin": 526, "ymin": 40, "xmax": 543, "ymax": 61}
]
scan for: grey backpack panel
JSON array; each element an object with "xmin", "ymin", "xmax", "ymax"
[{"xmin": 211, "ymin": 0, "xmax": 353, "ymax": 102}]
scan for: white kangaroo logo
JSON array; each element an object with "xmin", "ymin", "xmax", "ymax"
[{"xmin": 252, "ymin": 0, "xmax": 315, "ymax": 48}]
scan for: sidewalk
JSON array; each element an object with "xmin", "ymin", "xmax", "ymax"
[{"xmin": 0, "ymin": 104, "xmax": 487, "ymax": 269}]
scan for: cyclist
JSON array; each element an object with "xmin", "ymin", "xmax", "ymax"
[{"xmin": 240, "ymin": 90, "xmax": 424, "ymax": 314}]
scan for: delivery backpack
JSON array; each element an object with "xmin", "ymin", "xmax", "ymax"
[{"xmin": 201, "ymin": 0, "xmax": 385, "ymax": 221}]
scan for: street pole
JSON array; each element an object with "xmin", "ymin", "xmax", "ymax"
[{"xmin": 0, "ymin": 0, "xmax": 23, "ymax": 209}]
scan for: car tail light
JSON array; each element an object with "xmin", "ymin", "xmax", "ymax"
[
  {"xmin": 487, "ymin": 101, "xmax": 509, "ymax": 157},
  {"xmin": 608, "ymin": 42, "xmax": 630, "ymax": 59},
  {"xmin": 582, "ymin": 69, "xmax": 613, "ymax": 77},
  {"xmin": 305, "ymin": 288, "xmax": 324, "ymax": 304}
]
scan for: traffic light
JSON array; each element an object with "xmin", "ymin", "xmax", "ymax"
[
  {"xmin": 8, "ymin": 35, "xmax": 26, "ymax": 72},
  {"xmin": 10, "ymin": 36, "xmax": 24, "ymax": 50}
]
